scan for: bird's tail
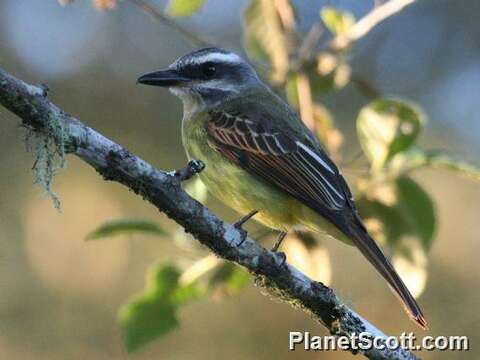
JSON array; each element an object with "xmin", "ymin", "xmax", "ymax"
[{"xmin": 348, "ymin": 223, "xmax": 428, "ymax": 329}]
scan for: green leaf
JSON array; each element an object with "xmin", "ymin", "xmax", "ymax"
[
  {"xmin": 244, "ymin": 0, "xmax": 291, "ymax": 83},
  {"xmin": 118, "ymin": 264, "xmax": 203, "ymax": 352},
  {"xmin": 357, "ymin": 176, "xmax": 436, "ymax": 254},
  {"xmin": 320, "ymin": 7, "xmax": 355, "ymax": 35},
  {"xmin": 209, "ymin": 262, "xmax": 250, "ymax": 296},
  {"xmin": 357, "ymin": 98, "xmax": 425, "ymax": 170},
  {"xmin": 86, "ymin": 219, "xmax": 166, "ymax": 240},
  {"xmin": 396, "ymin": 176, "xmax": 436, "ymax": 251},
  {"xmin": 357, "ymin": 197, "xmax": 405, "ymax": 247},
  {"xmin": 166, "ymin": 0, "xmax": 205, "ymax": 17},
  {"xmin": 393, "ymin": 147, "xmax": 480, "ymax": 182}
]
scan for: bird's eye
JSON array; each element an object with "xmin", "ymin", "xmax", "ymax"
[{"xmin": 202, "ymin": 62, "xmax": 217, "ymax": 78}]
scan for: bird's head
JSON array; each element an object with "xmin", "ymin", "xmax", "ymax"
[{"xmin": 137, "ymin": 48, "xmax": 261, "ymax": 110}]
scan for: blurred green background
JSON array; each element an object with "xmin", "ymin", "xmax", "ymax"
[{"xmin": 0, "ymin": 0, "xmax": 479, "ymax": 359}]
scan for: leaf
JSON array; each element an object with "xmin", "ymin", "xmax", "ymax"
[
  {"xmin": 357, "ymin": 198, "xmax": 403, "ymax": 246},
  {"xmin": 395, "ymin": 176, "xmax": 436, "ymax": 251},
  {"xmin": 166, "ymin": 0, "xmax": 205, "ymax": 17},
  {"xmin": 422, "ymin": 152, "xmax": 480, "ymax": 180},
  {"xmin": 118, "ymin": 264, "xmax": 203, "ymax": 352},
  {"xmin": 357, "ymin": 176, "xmax": 436, "ymax": 254},
  {"xmin": 283, "ymin": 233, "xmax": 332, "ymax": 285},
  {"xmin": 392, "ymin": 239, "xmax": 428, "ymax": 298},
  {"xmin": 392, "ymin": 147, "xmax": 480, "ymax": 182},
  {"xmin": 244, "ymin": 0, "xmax": 292, "ymax": 83},
  {"xmin": 320, "ymin": 7, "xmax": 355, "ymax": 36},
  {"xmin": 86, "ymin": 219, "xmax": 166, "ymax": 240},
  {"xmin": 209, "ymin": 262, "xmax": 250, "ymax": 296},
  {"xmin": 357, "ymin": 98, "xmax": 425, "ymax": 170}
]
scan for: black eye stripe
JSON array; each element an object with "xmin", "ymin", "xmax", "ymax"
[
  {"xmin": 178, "ymin": 61, "xmax": 227, "ymax": 79},
  {"xmin": 176, "ymin": 58, "xmax": 249, "ymax": 83}
]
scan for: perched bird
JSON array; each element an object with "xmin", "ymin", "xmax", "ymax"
[{"xmin": 137, "ymin": 47, "xmax": 427, "ymax": 328}]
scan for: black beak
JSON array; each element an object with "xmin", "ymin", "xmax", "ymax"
[{"xmin": 137, "ymin": 69, "xmax": 190, "ymax": 87}]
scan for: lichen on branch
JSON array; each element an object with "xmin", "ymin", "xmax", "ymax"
[{"xmin": 23, "ymin": 109, "xmax": 66, "ymax": 209}]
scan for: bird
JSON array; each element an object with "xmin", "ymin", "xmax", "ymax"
[{"xmin": 137, "ymin": 47, "xmax": 427, "ymax": 329}]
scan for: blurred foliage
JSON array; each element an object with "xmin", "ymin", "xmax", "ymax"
[
  {"xmin": 357, "ymin": 98, "xmax": 425, "ymax": 171},
  {"xmin": 167, "ymin": 0, "xmax": 205, "ymax": 17},
  {"xmin": 244, "ymin": 0, "xmax": 293, "ymax": 83},
  {"xmin": 58, "ymin": 0, "xmax": 480, "ymax": 353},
  {"xmin": 118, "ymin": 264, "xmax": 203, "ymax": 352},
  {"xmin": 86, "ymin": 219, "xmax": 166, "ymax": 240},
  {"xmin": 283, "ymin": 232, "xmax": 332, "ymax": 284},
  {"xmin": 320, "ymin": 6, "xmax": 355, "ymax": 36},
  {"xmin": 209, "ymin": 262, "xmax": 251, "ymax": 298},
  {"xmin": 357, "ymin": 176, "xmax": 436, "ymax": 255},
  {"xmin": 388, "ymin": 147, "xmax": 480, "ymax": 181}
]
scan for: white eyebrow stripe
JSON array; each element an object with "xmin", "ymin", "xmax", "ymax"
[
  {"xmin": 192, "ymin": 52, "xmax": 242, "ymax": 65},
  {"xmin": 198, "ymin": 79, "xmax": 240, "ymax": 93},
  {"xmin": 296, "ymin": 141, "xmax": 336, "ymax": 174}
]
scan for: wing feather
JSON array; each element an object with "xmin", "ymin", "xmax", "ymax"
[{"xmin": 206, "ymin": 110, "xmax": 346, "ymax": 212}]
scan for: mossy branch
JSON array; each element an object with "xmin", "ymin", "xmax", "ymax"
[{"xmin": 0, "ymin": 67, "xmax": 419, "ymax": 360}]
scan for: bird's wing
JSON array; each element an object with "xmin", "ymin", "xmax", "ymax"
[
  {"xmin": 205, "ymin": 110, "xmax": 350, "ymax": 221},
  {"xmin": 205, "ymin": 109, "xmax": 427, "ymax": 328}
]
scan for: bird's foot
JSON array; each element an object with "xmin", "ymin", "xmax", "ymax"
[
  {"xmin": 271, "ymin": 231, "xmax": 287, "ymax": 252},
  {"xmin": 271, "ymin": 232, "xmax": 287, "ymax": 266},
  {"xmin": 234, "ymin": 210, "xmax": 259, "ymax": 229},
  {"xmin": 170, "ymin": 159, "xmax": 205, "ymax": 182},
  {"xmin": 231, "ymin": 210, "xmax": 258, "ymax": 247}
]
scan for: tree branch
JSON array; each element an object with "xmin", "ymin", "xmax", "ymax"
[
  {"xmin": 0, "ymin": 67, "xmax": 420, "ymax": 360},
  {"xmin": 329, "ymin": 0, "xmax": 417, "ymax": 51}
]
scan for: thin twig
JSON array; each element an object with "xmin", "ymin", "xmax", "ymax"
[
  {"xmin": 126, "ymin": 0, "xmax": 213, "ymax": 47},
  {"xmin": 322, "ymin": 0, "xmax": 415, "ymax": 99},
  {"xmin": 274, "ymin": 0, "xmax": 296, "ymax": 33},
  {"xmin": 291, "ymin": 22, "xmax": 324, "ymax": 72},
  {"xmin": 329, "ymin": 0, "xmax": 417, "ymax": 51},
  {"xmin": 351, "ymin": 73, "xmax": 382, "ymax": 99},
  {"xmin": 291, "ymin": 0, "xmax": 415, "ymax": 98},
  {"xmin": 299, "ymin": 23, "xmax": 324, "ymax": 58},
  {"xmin": 296, "ymin": 72, "xmax": 315, "ymax": 130}
]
